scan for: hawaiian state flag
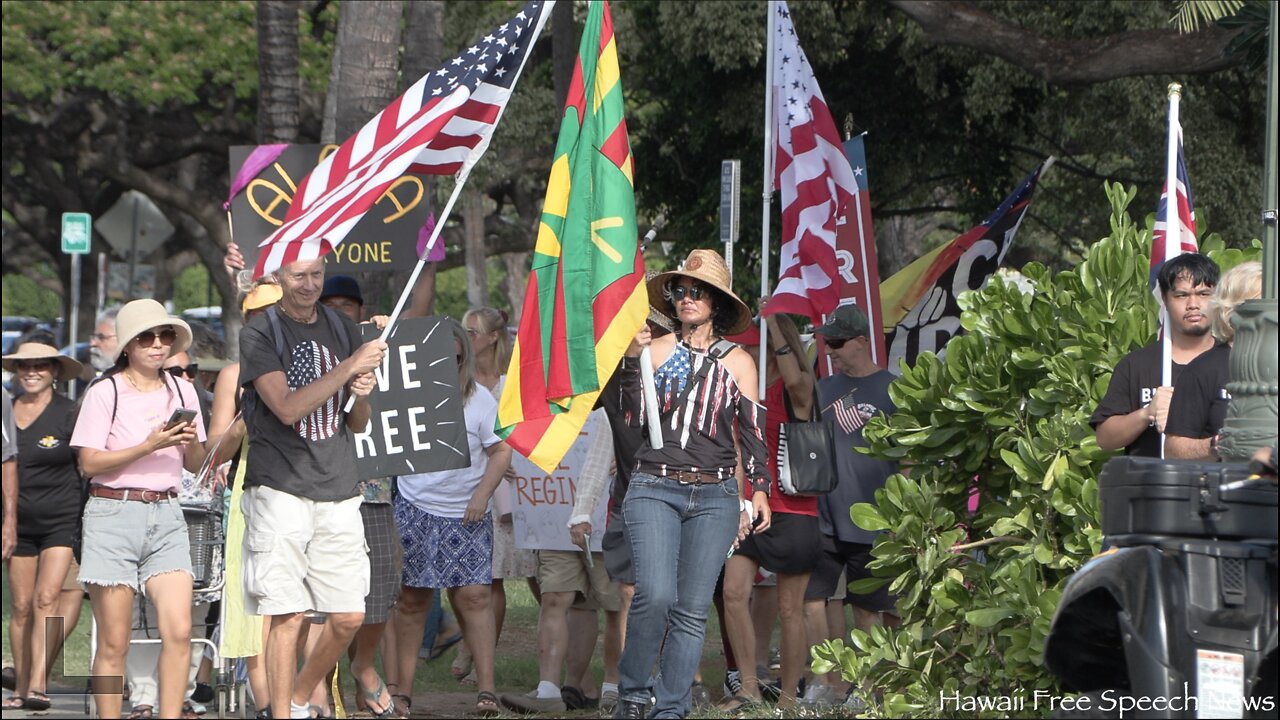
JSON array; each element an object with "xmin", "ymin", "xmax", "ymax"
[
  {"xmin": 1150, "ymin": 107, "xmax": 1197, "ymax": 295},
  {"xmin": 252, "ymin": 1, "xmax": 552, "ymax": 278},
  {"xmin": 496, "ymin": 1, "xmax": 647, "ymax": 472}
]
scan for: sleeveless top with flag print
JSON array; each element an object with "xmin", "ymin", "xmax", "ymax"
[{"xmin": 619, "ymin": 341, "xmax": 771, "ymax": 496}]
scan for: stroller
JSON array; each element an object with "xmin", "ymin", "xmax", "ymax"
[{"xmin": 87, "ymin": 496, "xmax": 249, "ymax": 718}]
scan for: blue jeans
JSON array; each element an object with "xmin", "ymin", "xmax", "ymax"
[{"xmin": 617, "ymin": 472, "xmax": 740, "ymax": 718}]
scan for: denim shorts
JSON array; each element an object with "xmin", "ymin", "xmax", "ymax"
[{"xmin": 78, "ymin": 496, "xmax": 192, "ymax": 593}]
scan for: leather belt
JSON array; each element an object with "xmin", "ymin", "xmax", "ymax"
[
  {"xmin": 635, "ymin": 464, "xmax": 727, "ymax": 485},
  {"xmin": 88, "ymin": 486, "xmax": 177, "ymax": 503}
]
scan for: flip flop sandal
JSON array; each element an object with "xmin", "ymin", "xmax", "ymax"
[
  {"xmin": 459, "ymin": 669, "xmax": 478, "ymax": 686},
  {"xmin": 356, "ymin": 676, "xmax": 398, "ymax": 719},
  {"xmin": 2, "ymin": 696, "xmax": 27, "ymax": 710},
  {"xmin": 450, "ymin": 653, "xmax": 473, "ymax": 680},
  {"xmin": 128, "ymin": 704, "xmax": 155, "ymax": 719},
  {"xmin": 475, "ymin": 691, "xmax": 500, "ymax": 717},
  {"xmin": 1, "ymin": 667, "xmax": 15, "ymax": 692},
  {"xmin": 391, "ymin": 694, "xmax": 412, "ymax": 716},
  {"xmin": 23, "ymin": 691, "xmax": 52, "ymax": 710}
]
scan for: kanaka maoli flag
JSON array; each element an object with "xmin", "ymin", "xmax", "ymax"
[
  {"xmin": 252, "ymin": 1, "xmax": 552, "ymax": 278},
  {"xmin": 497, "ymin": 1, "xmax": 647, "ymax": 472}
]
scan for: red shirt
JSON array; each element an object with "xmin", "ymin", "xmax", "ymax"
[{"xmin": 743, "ymin": 378, "xmax": 817, "ymax": 516}]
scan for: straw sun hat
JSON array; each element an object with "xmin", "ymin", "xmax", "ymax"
[
  {"xmin": 114, "ymin": 299, "xmax": 192, "ymax": 362},
  {"xmin": 647, "ymin": 249, "xmax": 753, "ymax": 335},
  {"xmin": 2, "ymin": 342, "xmax": 83, "ymax": 380}
]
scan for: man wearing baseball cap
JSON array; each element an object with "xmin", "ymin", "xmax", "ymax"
[{"xmin": 802, "ymin": 304, "xmax": 900, "ymax": 705}]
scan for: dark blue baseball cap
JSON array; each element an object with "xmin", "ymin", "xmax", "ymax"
[{"xmin": 320, "ymin": 275, "xmax": 363, "ymax": 305}]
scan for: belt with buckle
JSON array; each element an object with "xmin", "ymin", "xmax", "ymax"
[
  {"xmin": 636, "ymin": 464, "xmax": 726, "ymax": 485},
  {"xmin": 88, "ymin": 486, "xmax": 177, "ymax": 503}
]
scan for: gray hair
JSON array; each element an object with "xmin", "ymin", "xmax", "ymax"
[{"xmin": 95, "ymin": 305, "xmax": 121, "ymax": 328}]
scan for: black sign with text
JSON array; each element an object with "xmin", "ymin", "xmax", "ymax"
[
  {"xmin": 353, "ymin": 317, "xmax": 470, "ymax": 479},
  {"xmin": 228, "ymin": 144, "xmax": 432, "ymax": 273}
]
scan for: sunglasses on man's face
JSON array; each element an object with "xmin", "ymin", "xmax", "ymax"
[
  {"xmin": 670, "ymin": 283, "xmax": 709, "ymax": 302},
  {"xmin": 135, "ymin": 328, "xmax": 178, "ymax": 347},
  {"xmin": 825, "ymin": 337, "xmax": 852, "ymax": 350},
  {"xmin": 15, "ymin": 360, "xmax": 54, "ymax": 373},
  {"xmin": 165, "ymin": 364, "xmax": 199, "ymax": 379}
]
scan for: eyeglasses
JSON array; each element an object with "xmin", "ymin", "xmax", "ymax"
[
  {"xmin": 15, "ymin": 360, "xmax": 54, "ymax": 372},
  {"xmin": 165, "ymin": 364, "xmax": 199, "ymax": 379},
  {"xmin": 465, "ymin": 328, "xmax": 481, "ymax": 337},
  {"xmin": 670, "ymin": 283, "xmax": 709, "ymax": 302},
  {"xmin": 91, "ymin": 332, "xmax": 116, "ymax": 342},
  {"xmin": 135, "ymin": 328, "xmax": 178, "ymax": 347}
]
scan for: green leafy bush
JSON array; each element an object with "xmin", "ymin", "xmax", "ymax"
[{"xmin": 812, "ymin": 182, "xmax": 1261, "ymax": 717}]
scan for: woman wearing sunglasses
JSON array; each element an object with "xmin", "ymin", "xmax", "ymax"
[
  {"xmin": 393, "ymin": 321, "xmax": 512, "ymax": 717},
  {"xmin": 612, "ymin": 249, "xmax": 773, "ymax": 719},
  {"xmin": 1, "ymin": 343, "xmax": 86, "ymax": 711},
  {"xmin": 70, "ymin": 299, "xmax": 209, "ymax": 720}
]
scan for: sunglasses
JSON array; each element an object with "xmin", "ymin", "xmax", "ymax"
[
  {"xmin": 165, "ymin": 364, "xmax": 199, "ymax": 379},
  {"xmin": 670, "ymin": 283, "xmax": 709, "ymax": 302},
  {"xmin": 825, "ymin": 337, "xmax": 851, "ymax": 349},
  {"xmin": 135, "ymin": 328, "xmax": 178, "ymax": 347},
  {"xmin": 15, "ymin": 360, "xmax": 54, "ymax": 372}
]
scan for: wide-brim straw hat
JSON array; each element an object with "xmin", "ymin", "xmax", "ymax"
[
  {"xmin": 642, "ymin": 270, "xmax": 674, "ymax": 332},
  {"xmin": 647, "ymin": 249, "xmax": 753, "ymax": 335},
  {"xmin": 2, "ymin": 342, "xmax": 83, "ymax": 380},
  {"xmin": 114, "ymin": 299, "xmax": 192, "ymax": 362}
]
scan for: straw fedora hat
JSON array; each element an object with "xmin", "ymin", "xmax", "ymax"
[
  {"xmin": 114, "ymin": 299, "xmax": 192, "ymax": 362},
  {"xmin": 2, "ymin": 342, "xmax": 84, "ymax": 380},
  {"xmin": 647, "ymin": 249, "xmax": 753, "ymax": 335}
]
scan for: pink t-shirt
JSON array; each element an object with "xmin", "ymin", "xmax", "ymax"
[{"xmin": 70, "ymin": 374, "xmax": 208, "ymax": 492}]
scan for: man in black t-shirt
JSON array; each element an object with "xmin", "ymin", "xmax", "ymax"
[
  {"xmin": 238, "ymin": 257, "xmax": 386, "ymax": 719},
  {"xmin": 1090, "ymin": 254, "xmax": 1218, "ymax": 457}
]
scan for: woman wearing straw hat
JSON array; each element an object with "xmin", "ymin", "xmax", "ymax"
[
  {"xmin": 612, "ymin": 249, "xmax": 773, "ymax": 719},
  {"xmin": 70, "ymin": 299, "xmax": 210, "ymax": 720},
  {"xmin": 1, "ymin": 343, "xmax": 84, "ymax": 711}
]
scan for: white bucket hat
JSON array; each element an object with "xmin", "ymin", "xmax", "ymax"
[{"xmin": 114, "ymin": 299, "xmax": 192, "ymax": 362}]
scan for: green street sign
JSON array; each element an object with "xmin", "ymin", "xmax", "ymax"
[{"xmin": 61, "ymin": 212, "xmax": 92, "ymax": 254}]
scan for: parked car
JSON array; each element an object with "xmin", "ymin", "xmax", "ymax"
[{"xmin": 181, "ymin": 306, "xmax": 224, "ymax": 339}]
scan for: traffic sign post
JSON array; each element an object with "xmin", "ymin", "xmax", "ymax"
[{"xmin": 61, "ymin": 212, "xmax": 91, "ymax": 399}]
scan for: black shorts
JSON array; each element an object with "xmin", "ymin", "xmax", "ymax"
[
  {"xmin": 804, "ymin": 535, "xmax": 897, "ymax": 613},
  {"xmin": 735, "ymin": 511, "xmax": 822, "ymax": 575},
  {"xmin": 13, "ymin": 523, "xmax": 78, "ymax": 557},
  {"xmin": 601, "ymin": 509, "xmax": 634, "ymax": 586}
]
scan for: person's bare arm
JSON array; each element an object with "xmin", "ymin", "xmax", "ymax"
[
  {"xmin": 252, "ymin": 341, "xmax": 386, "ymax": 426},
  {"xmin": 2, "ymin": 459, "xmax": 16, "ymax": 560},
  {"xmin": 344, "ymin": 373, "xmax": 375, "ymax": 432},
  {"xmin": 723, "ymin": 347, "xmax": 772, "ymax": 534},
  {"xmin": 1095, "ymin": 405, "xmax": 1156, "ymax": 451},
  {"xmin": 464, "ymin": 441, "xmax": 513, "ymax": 524},
  {"xmin": 765, "ymin": 314, "xmax": 814, "ymax": 420},
  {"xmin": 209, "ymin": 364, "xmax": 244, "ymax": 463},
  {"xmin": 405, "ymin": 262, "xmax": 438, "ymax": 318},
  {"xmin": 1165, "ymin": 434, "xmax": 1213, "ymax": 460}
]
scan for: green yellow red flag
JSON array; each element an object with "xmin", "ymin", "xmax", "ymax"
[{"xmin": 496, "ymin": 0, "xmax": 646, "ymax": 472}]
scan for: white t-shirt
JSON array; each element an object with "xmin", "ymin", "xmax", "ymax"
[{"xmin": 399, "ymin": 384, "xmax": 500, "ymax": 518}]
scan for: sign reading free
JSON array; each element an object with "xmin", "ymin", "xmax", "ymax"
[
  {"xmin": 353, "ymin": 317, "xmax": 470, "ymax": 479},
  {"xmin": 228, "ymin": 144, "xmax": 435, "ymax": 273},
  {"xmin": 61, "ymin": 212, "xmax": 92, "ymax": 254}
]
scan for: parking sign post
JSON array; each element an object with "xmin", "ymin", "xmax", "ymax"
[{"xmin": 62, "ymin": 212, "xmax": 92, "ymax": 400}]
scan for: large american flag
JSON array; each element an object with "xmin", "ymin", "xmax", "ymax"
[
  {"xmin": 761, "ymin": 0, "xmax": 857, "ymax": 325},
  {"xmin": 253, "ymin": 0, "xmax": 553, "ymax": 278}
]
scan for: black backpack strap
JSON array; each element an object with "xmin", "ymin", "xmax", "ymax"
[
  {"xmin": 318, "ymin": 304, "xmax": 354, "ymax": 358},
  {"xmin": 264, "ymin": 306, "xmax": 288, "ymax": 363}
]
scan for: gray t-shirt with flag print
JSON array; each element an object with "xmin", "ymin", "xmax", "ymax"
[
  {"xmin": 239, "ymin": 308, "xmax": 362, "ymax": 502},
  {"xmin": 816, "ymin": 369, "xmax": 897, "ymax": 544}
]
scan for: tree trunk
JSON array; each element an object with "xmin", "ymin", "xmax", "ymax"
[
  {"xmin": 552, "ymin": 0, "xmax": 575, "ymax": 108},
  {"xmin": 463, "ymin": 188, "xmax": 488, "ymax": 310},
  {"xmin": 502, "ymin": 251, "xmax": 529, "ymax": 321},
  {"xmin": 256, "ymin": 1, "xmax": 301, "ymax": 144}
]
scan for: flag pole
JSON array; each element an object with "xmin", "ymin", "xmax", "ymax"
[
  {"xmin": 1159, "ymin": 82, "xmax": 1182, "ymax": 456},
  {"xmin": 758, "ymin": 0, "xmax": 777, "ymax": 400},
  {"xmin": 342, "ymin": 171, "xmax": 471, "ymax": 412}
]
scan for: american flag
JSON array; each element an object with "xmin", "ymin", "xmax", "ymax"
[
  {"xmin": 288, "ymin": 340, "xmax": 342, "ymax": 441},
  {"xmin": 1150, "ymin": 118, "xmax": 1197, "ymax": 295},
  {"xmin": 827, "ymin": 392, "xmax": 868, "ymax": 435},
  {"xmin": 253, "ymin": 1, "xmax": 553, "ymax": 278},
  {"xmin": 761, "ymin": 0, "xmax": 857, "ymax": 325}
]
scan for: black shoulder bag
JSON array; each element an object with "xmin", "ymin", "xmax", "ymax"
[{"xmin": 776, "ymin": 385, "xmax": 837, "ymax": 496}]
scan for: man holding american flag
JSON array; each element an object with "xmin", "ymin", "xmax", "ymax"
[{"xmin": 802, "ymin": 304, "xmax": 900, "ymax": 702}]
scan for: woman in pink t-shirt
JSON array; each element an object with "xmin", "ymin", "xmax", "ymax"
[{"xmin": 70, "ymin": 299, "xmax": 208, "ymax": 720}]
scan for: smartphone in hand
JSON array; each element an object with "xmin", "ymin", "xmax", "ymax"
[{"xmin": 164, "ymin": 408, "xmax": 198, "ymax": 431}]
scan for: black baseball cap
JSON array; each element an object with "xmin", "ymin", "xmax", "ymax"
[
  {"xmin": 320, "ymin": 275, "xmax": 363, "ymax": 306},
  {"xmin": 814, "ymin": 304, "xmax": 870, "ymax": 339}
]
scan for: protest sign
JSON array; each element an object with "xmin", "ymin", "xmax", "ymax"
[
  {"xmin": 228, "ymin": 144, "xmax": 434, "ymax": 273},
  {"xmin": 353, "ymin": 316, "xmax": 469, "ymax": 479},
  {"xmin": 510, "ymin": 413, "xmax": 608, "ymax": 552}
]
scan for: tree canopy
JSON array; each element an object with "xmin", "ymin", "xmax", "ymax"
[{"xmin": 2, "ymin": 0, "xmax": 1268, "ymax": 328}]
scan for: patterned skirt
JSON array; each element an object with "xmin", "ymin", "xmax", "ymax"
[{"xmin": 394, "ymin": 496, "xmax": 493, "ymax": 589}]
